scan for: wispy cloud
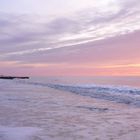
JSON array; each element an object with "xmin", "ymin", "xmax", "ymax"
[
  {"xmin": 0, "ymin": 0, "xmax": 140, "ymax": 75},
  {"xmin": 0, "ymin": 0, "xmax": 139, "ymax": 59}
]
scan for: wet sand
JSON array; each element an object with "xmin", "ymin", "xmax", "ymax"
[{"xmin": 0, "ymin": 81, "xmax": 140, "ymax": 140}]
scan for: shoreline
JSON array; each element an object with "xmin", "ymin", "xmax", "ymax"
[{"xmin": 0, "ymin": 80, "xmax": 140, "ymax": 139}]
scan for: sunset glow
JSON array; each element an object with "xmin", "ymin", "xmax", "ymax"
[{"xmin": 0, "ymin": 0, "xmax": 140, "ymax": 76}]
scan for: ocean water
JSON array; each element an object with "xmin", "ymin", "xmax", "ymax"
[
  {"xmin": 31, "ymin": 76, "xmax": 140, "ymax": 87},
  {"xmin": 21, "ymin": 76, "xmax": 140, "ymax": 107}
]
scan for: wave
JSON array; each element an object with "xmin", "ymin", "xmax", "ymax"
[
  {"xmin": 46, "ymin": 84, "xmax": 140, "ymax": 107},
  {"xmin": 17, "ymin": 80, "xmax": 140, "ymax": 107}
]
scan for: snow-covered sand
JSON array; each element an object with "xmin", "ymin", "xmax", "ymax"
[{"xmin": 0, "ymin": 79, "xmax": 140, "ymax": 140}]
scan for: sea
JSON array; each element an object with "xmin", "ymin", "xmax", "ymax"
[
  {"xmin": 31, "ymin": 76, "xmax": 140, "ymax": 88},
  {"xmin": 19, "ymin": 76, "xmax": 140, "ymax": 107}
]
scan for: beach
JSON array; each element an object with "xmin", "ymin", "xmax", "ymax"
[{"xmin": 0, "ymin": 79, "xmax": 140, "ymax": 140}]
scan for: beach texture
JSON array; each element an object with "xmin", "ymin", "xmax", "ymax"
[{"xmin": 0, "ymin": 79, "xmax": 140, "ymax": 140}]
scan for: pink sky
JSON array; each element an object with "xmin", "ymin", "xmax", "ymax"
[{"xmin": 0, "ymin": 0, "xmax": 140, "ymax": 76}]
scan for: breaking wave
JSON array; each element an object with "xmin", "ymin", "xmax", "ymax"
[
  {"xmin": 18, "ymin": 80, "xmax": 140, "ymax": 107},
  {"xmin": 47, "ymin": 84, "xmax": 140, "ymax": 107}
]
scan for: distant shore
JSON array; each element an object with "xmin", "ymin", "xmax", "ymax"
[{"xmin": 0, "ymin": 76, "xmax": 29, "ymax": 80}]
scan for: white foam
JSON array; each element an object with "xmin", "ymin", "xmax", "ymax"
[
  {"xmin": 47, "ymin": 83, "xmax": 140, "ymax": 106},
  {"xmin": 0, "ymin": 126, "xmax": 41, "ymax": 140},
  {"xmin": 48, "ymin": 83, "xmax": 140, "ymax": 95}
]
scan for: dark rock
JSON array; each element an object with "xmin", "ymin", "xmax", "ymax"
[{"xmin": 0, "ymin": 76, "xmax": 29, "ymax": 80}]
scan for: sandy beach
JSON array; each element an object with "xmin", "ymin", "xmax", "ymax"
[{"xmin": 0, "ymin": 80, "xmax": 140, "ymax": 140}]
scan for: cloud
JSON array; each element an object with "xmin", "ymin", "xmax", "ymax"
[{"xmin": 0, "ymin": 0, "xmax": 140, "ymax": 65}]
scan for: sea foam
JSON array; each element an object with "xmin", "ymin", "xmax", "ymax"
[
  {"xmin": 13, "ymin": 80, "xmax": 140, "ymax": 107},
  {"xmin": 46, "ymin": 83, "xmax": 140, "ymax": 106}
]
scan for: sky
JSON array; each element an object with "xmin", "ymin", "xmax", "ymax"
[{"xmin": 0, "ymin": 0, "xmax": 140, "ymax": 76}]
